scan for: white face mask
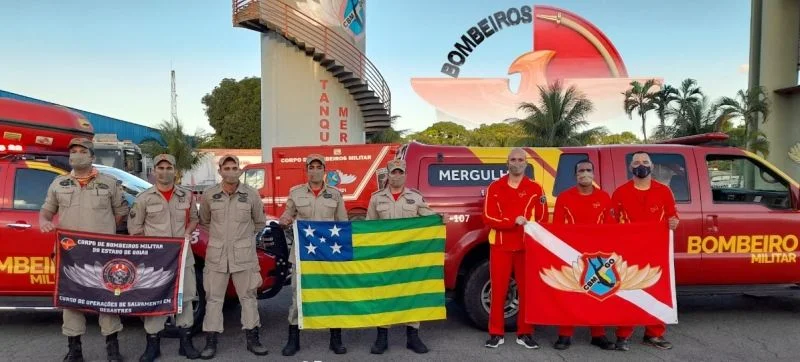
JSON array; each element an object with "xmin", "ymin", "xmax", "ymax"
[
  {"xmin": 220, "ymin": 170, "xmax": 240, "ymax": 184},
  {"xmin": 388, "ymin": 173, "xmax": 406, "ymax": 188},
  {"xmin": 308, "ymin": 169, "xmax": 324, "ymax": 183},
  {"xmin": 69, "ymin": 153, "xmax": 93, "ymax": 170},
  {"xmin": 155, "ymin": 168, "xmax": 176, "ymax": 185}
]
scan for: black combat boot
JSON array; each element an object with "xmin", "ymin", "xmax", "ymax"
[
  {"xmin": 178, "ymin": 328, "xmax": 200, "ymax": 359},
  {"xmin": 139, "ymin": 333, "xmax": 161, "ymax": 362},
  {"xmin": 282, "ymin": 325, "xmax": 300, "ymax": 356},
  {"xmin": 329, "ymin": 328, "xmax": 347, "ymax": 354},
  {"xmin": 370, "ymin": 327, "xmax": 389, "ymax": 354},
  {"xmin": 106, "ymin": 332, "xmax": 123, "ymax": 362},
  {"xmin": 245, "ymin": 327, "xmax": 268, "ymax": 356},
  {"xmin": 406, "ymin": 326, "xmax": 429, "ymax": 354},
  {"xmin": 63, "ymin": 336, "xmax": 84, "ymax": 362},
  {"xmin": 200, "ymin": 332, "xmax": 218, "ymax": 360}
]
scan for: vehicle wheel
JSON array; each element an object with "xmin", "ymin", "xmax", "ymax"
[
  {"xmin": 163, "ymin": 264, "xmax": 206, "ymax": 338},
  {"xmin": 462, "ymin": 260, "xmax": 518, "ymax": 331},
  {"xmin": 348, "ymin": 210, "xmax": 366, "ymax": 221}
]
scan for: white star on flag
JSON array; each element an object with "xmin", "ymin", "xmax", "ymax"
[
  {"xmin": 319, "ymin": 236, "xmax": 327, "ymax": 243},
  {"xmin": 331, "ymin": 242, "xmax": 342, "ymax": 254},
  {"xmin": 329, "ymin": 224, "xmax": 342, "ymax": 237},
  {"xmin": 304, "ymin": 225, "xmax": 316, "ymax": 237},
  {"xmin": 305, "ymin": 243, "xmax": 317, "ymax": 255}
]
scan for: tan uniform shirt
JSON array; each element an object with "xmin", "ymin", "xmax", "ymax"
[
  {"xmin": 199, "ymin": 183, "xmax": 266, "ymax": 273},
  {"xmin": 366, "ymin": 187, "xmax": 435, "ymax": 220},
  {"xmin": 128, "ymin": 185, "xmax": 199, "ymax": 265},
  {"xmin": 281, "ymin": 184, "xmax": 348, "ymax": 222},
  {"xmin": 41, "ymin": 173, "xmax": 129, "ymax": 234}
]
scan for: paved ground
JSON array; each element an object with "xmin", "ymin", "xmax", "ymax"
[{"xmin": 2, "ymin": 291, "xmax": 799, "ymax": 361}]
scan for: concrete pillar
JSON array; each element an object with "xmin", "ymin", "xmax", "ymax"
[
  {"xmin": 753, "ymin": 0, "xmax": 800, "ymax": 179},
  {"xmin": 260, "ymin": 32, "xmax": 366, "ymax": 163}
]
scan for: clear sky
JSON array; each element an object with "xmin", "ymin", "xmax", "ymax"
[{"xmin": 0, "ymin": 0, "xmax": 752, "ymax": 136}]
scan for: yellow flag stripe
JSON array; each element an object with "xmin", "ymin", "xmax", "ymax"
[
  {"xmin": 300, "ymin": 252, "xmax": 443, "ymax": 275},
  {"xmin": 301, "ymin": 279, "xmax": 444, "ymax": 303},
  {"xmin": 352, "ymin": 225, "xmax": 445, "ymax": 247},
  {"xmin": 302, "ymin": 307, "xmax": 447, "ymax": 330}
]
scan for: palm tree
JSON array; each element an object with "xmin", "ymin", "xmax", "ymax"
[
  {"xmin": 139, "ymin": 119, "xmax": 205, "ymax": 182},
  {"xmin": 670, "ymin": 96, "xmax": 721, "ymax": 138},
  {"xmin": 717, "ymin": 87, "xmax": 770, "ymax": 153},
  {"xmin": 367, "ymin": 115, "xmax": 408, "ymax": 144},
  {"xmin": 514, "ymin": 81, "xmax": 607, "ymax": 147},
  {"xmin": 622, "ymin": 79, "xmax": 659, "ymax": 143},
  {"xmin": 651, "ymin": 84, "xmax": 678, "ymax": 140}
]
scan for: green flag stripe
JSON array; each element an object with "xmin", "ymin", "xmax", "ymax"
[
  {"xmin": 301, "ymin": 292, "xmax": 444, "ymax": 317},
  {"xmin": 300, "ymin": 266, "xmax": 443, "ymax": 289},
  {"xmin": 353, "ymin": 239, "xmax": 444, "ymax": 260},
  {"xmin": 352, "ymin": 214, "xmax": 443, "ymax": 234}
]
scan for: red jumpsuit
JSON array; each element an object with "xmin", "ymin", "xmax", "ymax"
[
  {"xmin": 552, "ymin": 186, "xmax": 615, "ymax": 338},
  {"xmin": 611, "ymin": 179, "xmax": 678, "ymax": 339},
  {"xmin": 482, "ymin": 175, "xmax": 548, "ymax": 337}
]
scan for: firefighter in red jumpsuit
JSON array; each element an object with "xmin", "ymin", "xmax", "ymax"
[
  {"xmin": 611, "ymin": 151, "xmax": 679, "ymax": 351},
  {"xmin": 482, "ymin": 148, "xmax": 548, "ymax": 350},
  {"xmin": 551, "ymin": 159, "xmax": 616, "ymax": 351}
]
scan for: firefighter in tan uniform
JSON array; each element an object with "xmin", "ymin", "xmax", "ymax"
[
  {"xmin": 127, "ymin": 154, "xmax": 200, "ymax": 361},
  {"xmin": 197, "ymin": 155, "xmax": 268, "ymax": 358},
  {"xmin": 40, "ymin": 138, "xmax": 129, "ymax": 362},
  {"xmin": 366, "ymin": 159, "xmax": 436, "ymax": 355},
  {"xmin": 278, "ymin": 154, "xmax": 348, "ymax": 356}
]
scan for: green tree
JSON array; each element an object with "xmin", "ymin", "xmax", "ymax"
[
  {"xmin": 139, "ymin": 119, "xmax": 205, "ymax": 182},
  {"xmin": 622, "ymin": 79, "xmax": 659, "ymax": 143},
  {"xmin": 670, "ymin": 96, "xmax": 720, "ymax": 138},
  {"xmin": 201, "ymin": 77, "xmax": 261, "ymax": 148},
  {"xmin": 717, "ymin": 87, "xmax": 770, "ymax": 153},
  {"xmin": 407, "ymin": 121, "xmax": 471, "ymax": 145},
  {"xmin": 514, "ymin": 81, "xmax": 607, "ymax": 147},
  {"xmin": 651, "ymin": 84, "xmax": 678, "ymax": 140},
  {"xmin": 727, "ymin": 125, "xmax": 770, "ymax": 157},
  {"xmin": 367, "ymin": 115, "xmax": 408, "ymax": 144},
  {"xmin": 468, "ymin": 122, "xmax": 524, "ymax": 146},
  {"xmin": 590, "ymin": 131, "xmax": 641, "ymax": 145}
]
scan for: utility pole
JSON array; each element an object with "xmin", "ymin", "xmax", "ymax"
[{"xmin": 171, "ymin": 69, "xmax": 178, "ymax": 123}]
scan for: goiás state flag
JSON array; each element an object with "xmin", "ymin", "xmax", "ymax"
[
  {"xmin": 293, "ymin": 215, "xmax": 447, "ymax": 329},
  {"xmin": 523, "ymin": 222, "xmax": 677, "ymax": 326},
  {"xmin": 55, "ymin": 229, "xmax": 185, "ymax": 316}
]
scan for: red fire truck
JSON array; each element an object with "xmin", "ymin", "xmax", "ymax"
[
  {"xmin": 396, "ymin": 138, "xmax": 800, "ymax": 330},
  {"xmin": 241, "ymin": 143, "xmax": 400, "ymax": 219},
  {"xmin": 0, "ymin": 98, "xmax": 290, "ymax": 335}
]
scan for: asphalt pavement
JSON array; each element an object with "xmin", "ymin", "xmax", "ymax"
[{"xmin": 1, "ymin": 291, "xmax": 799, "ymax": 362}]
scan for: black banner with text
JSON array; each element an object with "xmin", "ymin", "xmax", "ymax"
[{"xmin": 54, "ymin": 229, "xmax": 184, "ymax": 316}]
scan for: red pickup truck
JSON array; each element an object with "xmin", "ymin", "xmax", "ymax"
[
  {"xmin": 0, "ymin": 98, "xmax": 291, "ymax": 335},
  {"xmin": 397, "ymin": 137, "xmax": 800, "ymax": 330}
]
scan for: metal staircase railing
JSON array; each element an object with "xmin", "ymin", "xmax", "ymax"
[{"xmin": 233, "ymin": 0, "xmax": 391, "ymax": 132}]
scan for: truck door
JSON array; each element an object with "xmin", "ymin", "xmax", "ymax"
[
  {"xmin": 696, "ymin": 148, "xmax": 800, "ymax": 284},
  {"xmin": 0, "ymin": 162, "xmax": 62, "ymax": 294},
  {"xmin": 608, "ymin": 148, "xmax": 703, "ymax": 285}
]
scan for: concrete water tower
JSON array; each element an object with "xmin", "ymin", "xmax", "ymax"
[{"xmin": 232, "ymin": 0, "xmax": 391, "ymax": 162}]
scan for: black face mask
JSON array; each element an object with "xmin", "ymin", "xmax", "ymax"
[{"xmin": 632, "ymin": 165, "xmax": 652, "ymax": 179}]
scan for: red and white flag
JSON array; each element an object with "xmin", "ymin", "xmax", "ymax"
[{"xmin": 523, "ymin": 222, "xmax": 678, "ymax": 326}]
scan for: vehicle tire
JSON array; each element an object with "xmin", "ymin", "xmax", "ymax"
[
  {"xmin": 462, "ymin": 260, "xmax": 518, "ymax": 331},
  {"xmin": 162, "ymin": 264, "xmax": 206, "ymax": 338},
  {"xmin": 348, "ymin": 210, "xmax": 366, "ymax": 221}
]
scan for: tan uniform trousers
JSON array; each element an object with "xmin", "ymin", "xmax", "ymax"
[
  {"xmin": 143, "ymin": 264, "xmax": 197, "ymax": 334},
  {"xmin": 202, "ymin": 267, "xmax": 262, "ymax": 332},
  {"xmin": 62, "ymin": 310, "xmax": 122, "ymax": 337}
]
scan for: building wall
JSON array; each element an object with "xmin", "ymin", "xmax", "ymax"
[
  {"xmin": 260, "ymin": 32, "xmax": 365, "ymax": 162},
  {"xmin": 752, "ymin": 0, "xmax": 800, "ymax": 180},
  {"xmin": 0, "ymin": 89, "xmax": 161, "ymax": 144}
]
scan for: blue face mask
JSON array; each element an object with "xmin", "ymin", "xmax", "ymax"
[{"xmin": 632, "ymin": 165, "xmax": 651, "ymax": 178}]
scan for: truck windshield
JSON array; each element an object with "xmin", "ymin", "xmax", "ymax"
[
  {"xmin": 95, "ymin": 149, "xmax": 124, "ymax": 169},
  {"xmin": 95, "ymin": 165, "xmax": 151, "ymax": 196}
]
